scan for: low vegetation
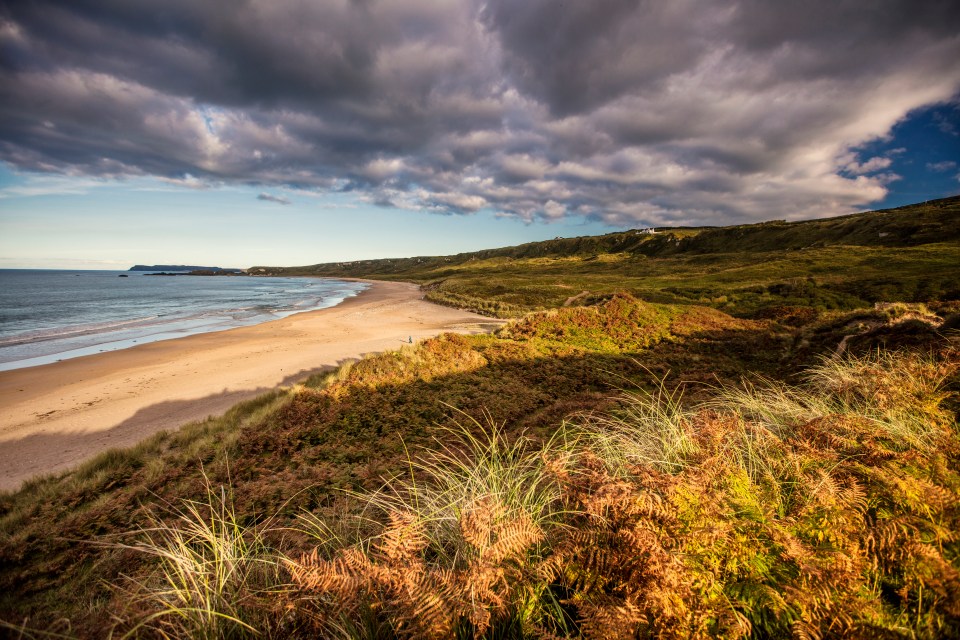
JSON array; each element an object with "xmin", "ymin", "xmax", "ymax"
[
  {"xmin": 2, "ymin": 197, "xmax": 959, "ymax": 638},
  {"xmin": 254, "ymin": 196, "xmax": 960, "ymax": 318}
]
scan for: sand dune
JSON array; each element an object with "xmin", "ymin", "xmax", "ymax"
[{"xmin": 0, "ymin": 280, "xmax": 504, "ymax": 491}]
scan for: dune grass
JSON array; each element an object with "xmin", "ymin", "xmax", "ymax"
[
  {"xmin": 571, "ymin": 382, "xmax": 695, "ymax": 475},
  {"xmin": 110, "ymin": 474, "xmax": 280, "ymax": 640}
]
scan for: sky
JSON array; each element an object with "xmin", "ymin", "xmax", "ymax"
[{"xmin": 1, "ymin": 0, "xmax": 958, "ymax": 270}]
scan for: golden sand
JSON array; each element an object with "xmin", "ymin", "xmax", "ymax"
[{"xmin": 0, "ymin": 280, "xmax": 503, "ymax": 490}]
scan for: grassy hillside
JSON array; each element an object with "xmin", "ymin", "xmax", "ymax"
[
  {"xmin": 1, "ymin": 197, "xmax": 958, "ymax": 638},
  {"xmin": 1, "ymin": 295, "xmax": 957, "ymax": 638},
  {"xmin": 254, "ymin": 196, "xmax": 960, "ymax": 317}
]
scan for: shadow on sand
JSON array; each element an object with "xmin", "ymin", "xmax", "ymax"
[{"xmin": 0, "ymin": 359, "xmax": 363, "ymax": 492}]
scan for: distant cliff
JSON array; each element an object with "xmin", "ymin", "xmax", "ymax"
[{"xmin": 129, "ymin": 265, "xmax": 242, "ymax": 272}]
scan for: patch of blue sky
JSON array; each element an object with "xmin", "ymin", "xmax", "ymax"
[{"xmin": 847, "ymin": 100, "xmax": 960, "ymax": 209}]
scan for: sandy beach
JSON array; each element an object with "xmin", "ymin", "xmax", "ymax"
[{"xmin": 0, "ymin": 280, "xmax": 504, "ymax": 491}]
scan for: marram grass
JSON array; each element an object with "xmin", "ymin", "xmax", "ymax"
[
  {"xmin": 569, "ymin": 381, "xmax": 696, "ymax": 475},
  {"xmin": 109, "ymin": 472, "xmax": 282, "ymax": 639}
]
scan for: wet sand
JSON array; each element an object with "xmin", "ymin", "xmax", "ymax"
[{"xmin": 0, "ymin": 280, "xmax": 504, "ymax": 491}]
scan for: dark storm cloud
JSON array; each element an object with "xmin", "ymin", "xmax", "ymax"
[
  {"xmin": 480, "ymin": 0, "xmax": 716, "ymax": 116},
  {"xmin": 1, "ymin": 0, "xmax": 381, "ymax": 106},
  {"xmin": 2, "ymin": 0, "xmax": 959, "ymax": 226}
]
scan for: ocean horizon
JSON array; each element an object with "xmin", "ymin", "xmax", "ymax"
[{"xmin": 0, "ymin": 269, "xmax": 367, "ymax": 372}]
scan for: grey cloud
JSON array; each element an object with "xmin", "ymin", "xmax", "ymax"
[
  {"xmin": 371, "ymin": 195, "xmax": 397, "ymax": 208},
  {"xmin": 1, "ymin": 1, "xmax": 959, "ymax": 228},
  {"xmin": 481, "ymin": 0, "xmax": 718, "ymax": 116},
  {"xmin": 0, "ymin": 67, "xmax": 218, "ymax": 177},
  {"xmin": 1, "ymin": 0, "xmax": 379, "ymax": 107},
  {"xmin": 731, "ymin": 1, "xmax": 960, "ymax": 53},
  {"xmin": 257, "ymin": 193, "xmax": 290, "ymax": 205}
]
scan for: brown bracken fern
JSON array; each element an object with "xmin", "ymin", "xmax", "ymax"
[
  {"xmin": 286, "ymin": 497, "xmax": 544, "ymax": 638},
  {"xmin": 280, "ymin": 346, "xmax": 958, "ymax": 639}
]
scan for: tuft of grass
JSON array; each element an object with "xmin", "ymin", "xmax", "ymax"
[
  {"xmin": 805, "ymin": 349, "xmax": 954, "ymax": 445},
  {"xmin": 285, "ymin": 413, "xmax": 575, "ymax": 637},
  {"xmin": 718, "ymin": 350, "xmax": 956, "ymax": 453},
  {"xmin": 110, "ymin": 472, "xmax": 282, "ymax": 639},
  {"xmin": 712, "ymin": 376, "xmax": 832, "ymax": 436},
  {"xmin": 363, "ymin": 409, "xmax": 571, "ymax": 540},
  {"xmin": 570, "ymin": 381, "xmax": 696, "ymax": 474}
]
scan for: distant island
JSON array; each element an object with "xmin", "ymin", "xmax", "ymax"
[{"xmin": 129, "ymin": 265, "xmax": 244, "ymax": 273}]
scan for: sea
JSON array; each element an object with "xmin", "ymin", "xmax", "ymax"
[{"xmin": 0, "ymin": 270, "xmax": 367, "ymax": 372}]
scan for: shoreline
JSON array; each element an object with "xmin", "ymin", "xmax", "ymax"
[
  {"xmin": 0, "ymin": 280, "xmax": 505, "ymax": 491},
  {"xmin": 0, "ymin": 273, "xmax": 366, "ymax": 373}
]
